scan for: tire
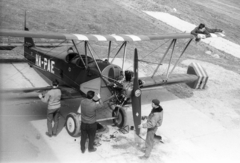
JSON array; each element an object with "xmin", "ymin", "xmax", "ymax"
[
  {"xmin": 112, "ymin": 107, "xmax": 127, "ymax": 128},
  {"xmin": 66, "ymin": 112, "xmax": 81, "ymax": 137}
]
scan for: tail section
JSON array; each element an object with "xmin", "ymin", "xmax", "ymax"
[
  {"xmin": 23, "ymin": 11, "xmax": 35, "ymax": 60},
  {"xmin": 186, "ymin": 62, "xmax": 208, "ymax": 89},
  {"xmin": 24, "ymin": 11, "xmax": 35, "ymax": 48},
  {"xmin": 139, "ymin": 62, "xmax": 208, "ymax": 90}
]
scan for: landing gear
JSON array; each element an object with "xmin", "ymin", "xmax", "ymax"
[
  {"xmin": 66, "ymin": 112, "xmax": 106, "ymax": 137},
  {"xmin": 66, "ymin": 112, "xmax": 81, "ymax": 137},
  {"xmin": 112, "ymin": 107, "xmax": 127, "ymax": 128}
]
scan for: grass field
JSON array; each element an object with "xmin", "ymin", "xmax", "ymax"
[
  {"xmin": 0, "ymin": 0, "xmax": 239, "ymax": 75},
  {"xmin": 116, "ymin": 0, "xmax": 240, "ymax": 45}
]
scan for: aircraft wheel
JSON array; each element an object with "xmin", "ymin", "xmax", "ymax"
[
  {"xmin": 112, "ymin": 107, "xmax": 127, "ymax": 128},
  {"xmin": 66, "ymin": 112, "xmax": 81, "ymax": 137}
]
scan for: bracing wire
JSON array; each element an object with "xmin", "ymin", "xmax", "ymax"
[
  {"xmin": 39, "ymin": 40, "xmax": 69, "ymax": 56},
  {"xmin": 141, "ymin": 39, "xmax": 171, "ymax": 59}
]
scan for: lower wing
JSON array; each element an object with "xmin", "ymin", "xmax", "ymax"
[{"xmin": 0, "ymin": 86, "xmax": 83, "ymax": 100}]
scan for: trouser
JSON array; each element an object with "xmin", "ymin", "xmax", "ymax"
[
  {"xmin": 145, "ymin": 127, "xmax": 158, "ymax": 157},
  {"xmin": 47, "ymin": 108, "xmax": 60, "ymax": 135},
  {"xmin": 80, "ymin": 122, "xmax": 97, "ymax": 151}
]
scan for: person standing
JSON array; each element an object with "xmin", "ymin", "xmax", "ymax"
[
  {"xmin": 138, "ymin": 99, "xmax": 163, "ymax": 159},
  {"xmin": 39, "ymin": 80, "xmax": 61, "ymax": 137},
  {"xmin": 80, "ymin": 91, "xmax": 103, "ymax": 153},
  {"xmin": 67, "ymin": 47, "xmax": 74, "ymax": 54}
]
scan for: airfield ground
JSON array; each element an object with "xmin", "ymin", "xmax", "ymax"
[{"xmin": 1, "ymin": 0, "xmax": 240, "ymax": 163}]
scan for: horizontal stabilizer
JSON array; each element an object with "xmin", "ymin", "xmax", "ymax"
[
  {"xmin": 140, "ymin": 63, "xmax": 208, "ymax": 89},
  {"xmin": 140, "ymin": 74, "xmax": 198, "ymax": 89}
]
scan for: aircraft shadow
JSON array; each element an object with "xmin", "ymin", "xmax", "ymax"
[{"xmin": 0, "ymin": 86, "xmax": 192, "ymax": 137}]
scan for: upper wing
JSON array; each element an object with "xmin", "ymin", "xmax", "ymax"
[{"xmin": 0, "ymin": 29, "xmax": 194, "ymax": 42}]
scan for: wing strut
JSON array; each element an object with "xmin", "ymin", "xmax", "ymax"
[
  {"xmin": 166, "ymin": 39, "xmax": 177, "ymax": 79},
  {"xmin": 168, "ymin": 38, "xmax": 193, "ymax": 76},
  {"xmin": 85, "ymin": 42, "xmax": 102, "ymax": 75},
  {"xmin": 151, "ymin": 38, "xmax": 193, "ymax": 79},
  {"xmin": 151, "ymin": 39, "xmax": 176, "ymax": 78},
  {"xmin": 72, "ymin": 40, "xmax": 87, "ymax": 69},
  {"xmin": 107, "ymin": 41, "xmax": 112, "ymax": 61},
  {"xmin": 122, "ymin": 42, "xmax": 128, "ymax": 71},
  {"xmin": 84, "ymin": 41, "xmax": 88, "ymax": 68},
  {"xmin": 111, "ymin": 41, "xmax": 127, "ymax": 63},
  {"xmin": 84, "ymin": 42, "xmax": 117, "ymax": 97}
]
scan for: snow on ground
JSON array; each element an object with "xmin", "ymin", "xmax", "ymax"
[
  {"xmin": 141, "ymin": 10, "xmax": 240, "ymax": 131},
  {"xmin": 0, "ymin": 63, "xmax": 49, "ymax": 89},
  {"xmin": 181, "ymin": 59, "xmax": 240, "ymax": 129},
  {"xmin": 1, "ymin": 56, "xmax": 240, "ymax": 163},
  {"xmin": 112, "ymin": 56, "xmax": 240, "ymax": 130},
  {"xmin": 107, "ymin": 57, "xmax": 240, "ymax": 163}
]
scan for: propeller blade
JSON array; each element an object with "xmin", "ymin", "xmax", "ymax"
[{"xmin": 131, "ymin": 48, "xmax": 142, "ymax": 135}]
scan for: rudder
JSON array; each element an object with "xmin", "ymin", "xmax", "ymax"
[
  {"xmin": 186, "ymin": 62, "xmax": 208, "ymax": 89},
  {"xmin": 24, "ymin": 11, "xmax": 35, "ymax": 48}
]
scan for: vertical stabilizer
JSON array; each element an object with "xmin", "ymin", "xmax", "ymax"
[{"xmin": 24, "ymin": 11, "xmax": 35, "ymax": 47}]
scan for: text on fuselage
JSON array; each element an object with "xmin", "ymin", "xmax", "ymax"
[{"xmin": 35, "ymin": 54, "xmax": 55, "ymax": 74}]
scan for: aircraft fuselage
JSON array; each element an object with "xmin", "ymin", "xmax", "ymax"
[{"xmin": 23, "ymin": 45, "xmax": 125, "ymax": 102}]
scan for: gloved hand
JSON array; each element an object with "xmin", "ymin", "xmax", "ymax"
[
  {"xmin": 141, "ymin": 116, "xmax": 147, "ymax": 120},
  {"xmin": 138, "ymin": 123, "xmax": 143, "ymax": 128},
  {"xmin": 96, "ymin": 93, "xmax": 101, "ymax": 99},
  {"xmin": 38, "ymin": 93, "xmax": 43, "ymax": 99},
  {"xmin": 197, "ymin": 34, "xmax": 206, "ymax": 39}
]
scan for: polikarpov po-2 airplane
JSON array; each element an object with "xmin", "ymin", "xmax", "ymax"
[{"xmin": 0, "ymin": 15, "xmax": 208, "ymax": 137}]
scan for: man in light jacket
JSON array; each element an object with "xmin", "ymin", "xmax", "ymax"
[
  {"xmin": 39, "ymin": 80, "xmax": 61, "ymax": 137},
  {"xmin": 138, "ymin": 99, "xmax": 163, "ymax": 159}
]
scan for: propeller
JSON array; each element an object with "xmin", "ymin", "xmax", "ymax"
[{"xmin": 131, "ymin": 48, "xmax": 142, "ymax": 135}]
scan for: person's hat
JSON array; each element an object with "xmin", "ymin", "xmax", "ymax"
[
  {"xmin": 198, "ymin": 23, "xmax": 205, "ymax": 29},
  {"xmin": 152, "ymin": 99, "xmax": 160, "ymax": 106},
  {"xmin": 52, "ymin": 80, "xmax": 59, "ymax": 86}
]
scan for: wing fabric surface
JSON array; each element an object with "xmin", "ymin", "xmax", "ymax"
[
  {"xmin": 0, "ymin": 86, "xmax": 82, "ymax": 100},
  {"xmin": 0, "ymin": 86, "xmax": 52, "ymax": 93},
  {"xmin": 0, "ymin": 29, "xmax": 194, "ymax": 42}
]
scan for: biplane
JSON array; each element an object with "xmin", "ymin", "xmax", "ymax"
[{"xmin": 0, "ymin": 13, "xmax": 208, "ymax": 137}]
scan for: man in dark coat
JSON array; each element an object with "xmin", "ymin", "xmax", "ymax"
[
  {"xmin": 80, "ymin": 91, "xmax": 103, "ymax": 153},
  {"xmin": 191, "ymin": 23, "xmax": 224, "ymax": 41}
]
